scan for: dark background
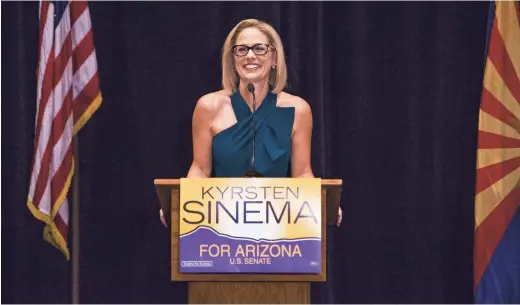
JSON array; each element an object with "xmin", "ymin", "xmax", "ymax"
[{"xmin": 3, "ymin": 1, "xmax": 489, "ymax": 303}]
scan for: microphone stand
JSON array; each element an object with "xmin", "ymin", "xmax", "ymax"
[{"xmin": 244, "ymin": 83, "xmax": 263, "ymax": 177}]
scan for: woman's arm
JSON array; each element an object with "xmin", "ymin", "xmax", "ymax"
[
  {"xmin": 186, "ymin": 94, "xmax": 216, "ymax": 178},
  {"xmin": 290, "ymin": 98, "xmax": 314, "ymax": 178}
]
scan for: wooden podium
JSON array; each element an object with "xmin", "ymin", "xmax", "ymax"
[{"xmin": 154, "ymin": 178, "xmax": 342, "ymax": 304}]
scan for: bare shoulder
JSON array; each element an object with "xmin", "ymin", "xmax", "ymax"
[
  {"xmin": 277, "ymin": 91, "xmax": 312, "ymax": 117},
  {"xmin": 277, "ymin": 92, "xmax": 313, "ymax": 134},
  {"xmin": 195, "ymin": 90, "xmax": 231, "ymax": 114}
]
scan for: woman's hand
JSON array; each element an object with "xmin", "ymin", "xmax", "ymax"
[{"xmin": 160, "ymin": 208, "xmax": 167, "ymax": 228}]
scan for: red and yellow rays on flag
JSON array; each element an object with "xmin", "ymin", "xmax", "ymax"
[{"xmin": 474, "ymin": 1, "xmax": 520, "ymax": 303}]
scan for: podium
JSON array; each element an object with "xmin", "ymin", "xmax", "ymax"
[{"xmin": 154, "ymin": 178, "xmax": 342, "ymax": 304}]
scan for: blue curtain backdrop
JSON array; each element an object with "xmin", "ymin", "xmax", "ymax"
[{"xmin": 3, "ymin": 1, "xmax": 489, "ymax": 303}]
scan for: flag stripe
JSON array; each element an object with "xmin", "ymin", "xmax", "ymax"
[
  {"xmin": 488, "ymin": 17, "xmax": 520, "ymax": 107},
  {"xmin": 73, "ymin": 72, "xmax": 100, "ymax": 124},
  {"xmin": 37, "ymin": 2, "xmax": 52, "ymax": 102},
  {"xmin": 478, "ymin": 130, "xmax": 520, "ymax": 149},
  {"xmin": 480, "ymin": 90, "xmax": 520, "ymax": 136},
  {"xmin": 483, "ymin": 59, "xmax": 520, "ymax": 118},
  {"xmin": 53, "ymin": 4, "xmax": 71, "ymax": 58},
  {"xmin": 50, "ymin": 141, "xmax": 74, "ymax": 217},
  {"xmin": 517, "ymin": 1, "xmax": 520, "ymax": 28},
  {"xmin": 496, "ymin": 3, "xmax": 520, "ymax": 87},
  {"xmin": 73, "ymin": 52, "xmax": 98, "ymax": 101},
  {"xmin": 73, "ymin": 31, "xmax": 95, "ymax": 76},
  {"xmin": 54, "ymin": 206, "xmax": 68, "ymax": 241},
  {"xmin": 71, "ymin": 5, "xmax": 91, "ymax": 51},
  {"xmin": 49, "ymin": 98, "xmax": 74, "ymax": 217},
  {"xmin": 475, "ymin": 167, "xmax": 520, "ymax": 227},
  {"xmin": 38, "ymin": 2, "xmax": 48, "ymax": 53},
  {"xmin": 476, "ymin": 157, "xmax": 520, "ymax": 193},
  {"xmin": 477, "ymin": 148, "xmax": 520, "ymax": 169},
  {"xmin": 478, "ymin": 110, "xmax": 520, "ymax": 141},
  {"xmin": 70, "ymin": 1, "xmax": 88, "ymax": 25}
]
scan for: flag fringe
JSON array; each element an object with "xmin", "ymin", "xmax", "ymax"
[
  {"xmin": 74, "ymin": 93, "xmax": 103, "ymax": 135},
  {"xmin": 27, "ymin": 159, "xmax": 75, "ymax": 260}
]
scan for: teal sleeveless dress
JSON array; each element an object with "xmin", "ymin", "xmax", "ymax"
[
  {"xmin": 212, "ymin": 90, "xmax": 295, "ymax": 177},
  {"xmin": 211, "ymin": 91, "xmax": 336, "ymax": 302}
]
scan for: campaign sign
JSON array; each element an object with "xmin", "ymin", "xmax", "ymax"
[{"xmin": 179, "ymin": 178, "xmax": 322, "ymax": 273}]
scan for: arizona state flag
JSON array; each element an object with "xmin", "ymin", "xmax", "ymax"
[{"xmin": 474, "ymin": 1, "xmax": 520, "ymax": 303}]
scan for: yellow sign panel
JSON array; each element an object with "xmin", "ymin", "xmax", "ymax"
[{"xmin": 178, "ymin": 178, "xmax": 322, "ymax": 273}]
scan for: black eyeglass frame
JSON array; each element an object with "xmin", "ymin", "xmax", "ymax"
[{"xmin": 232, "ymin": 44, "xmax": 275, "ymax": 56}]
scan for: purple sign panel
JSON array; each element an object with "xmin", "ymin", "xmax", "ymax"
[{"xmin": 179, "ymin": 227, "xmax": 321, "ymax": 273}]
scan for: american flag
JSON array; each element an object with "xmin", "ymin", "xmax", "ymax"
[{"xmin": 27, "ymin": 0, "xmax": 102, "ymax": 259}]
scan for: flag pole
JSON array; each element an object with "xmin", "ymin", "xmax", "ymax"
[{"xmin": 72, "ymin": 136, "xmax": 80, "ymax": 304}]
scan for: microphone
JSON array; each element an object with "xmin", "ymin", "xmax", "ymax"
[{"xmin": 244, "ymin": 83, "xmax": 263, "ymax": 177}]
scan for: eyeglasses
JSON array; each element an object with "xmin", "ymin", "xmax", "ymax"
[{"xmin": 232, "ymin": 44, "xmax": 273, "ymax": 56}]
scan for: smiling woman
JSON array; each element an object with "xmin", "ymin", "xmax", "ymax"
[
  {"xmin": 220, "ymin": 19, "xmax": 286, "ymax": 95},
  {"xmin": 159, "ymin": 18, "xmax": 342, "ymax": 227}
]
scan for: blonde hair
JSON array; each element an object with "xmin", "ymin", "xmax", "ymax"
[{"xmin": 221, "ymin": 19, "xmax": 287, "ymax": 95}]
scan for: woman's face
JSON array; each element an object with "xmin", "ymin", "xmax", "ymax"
[{"xmin": 233, "ymin": 27, "xmax": 276, "ymax": 85}]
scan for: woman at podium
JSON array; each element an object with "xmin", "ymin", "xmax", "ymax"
[{"xmin": 160, "ymin": 18, "xmax": 342, "ymax": 227}]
